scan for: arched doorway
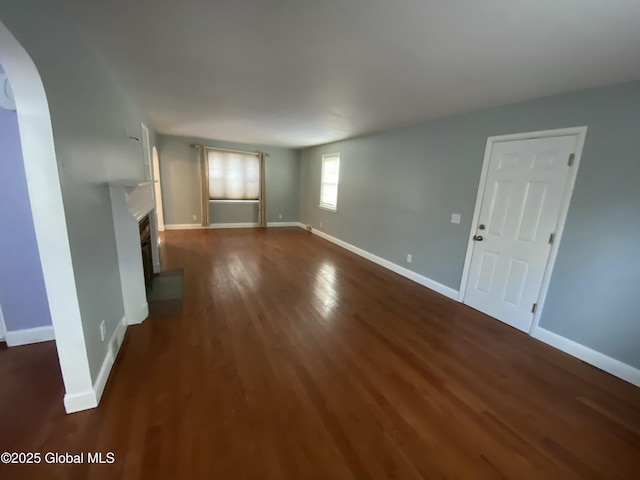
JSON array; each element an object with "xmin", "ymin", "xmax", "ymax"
[{"xmin": 0, "ymin": 20, "xmax": 94, "ymax": 413}]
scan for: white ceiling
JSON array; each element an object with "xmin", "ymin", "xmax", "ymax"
[{"xmin": 66, "ymin": 0, "xmax": 640, "ymax": 148}]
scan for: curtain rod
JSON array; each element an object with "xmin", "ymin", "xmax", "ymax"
[{"xmin": 190, "ymin": 144, "xmax": 269, "ymax": 157}]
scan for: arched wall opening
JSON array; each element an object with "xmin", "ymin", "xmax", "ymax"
[
  {"xmin": 0, "ymin": 61, "xmax": 53, "ymax": 344},
  {"xmin": 0, "ymin": 19, "xmax": 94, "ymax": 413}
]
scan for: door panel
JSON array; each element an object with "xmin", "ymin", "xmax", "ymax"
[
  {"xmin": 464, "ymin": 135, "xmax": 576, "ymax": 332},
  {"xmin": 517, "ymin": 182, "xmax": 547, "ymax": 242},
  {"xmin": 477, "ymin": 251, "xmax": 499, "ymax": 294}
]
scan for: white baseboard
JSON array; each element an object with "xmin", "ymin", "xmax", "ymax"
[
  {"xmin": 165, "ymin": 222, "xmax": 259, "ymax": 230},
  {"xmin": 64, "ymin": 315, "xmax": 128, "ymax": 414},
  {"xmin": 165, "ymin": 223, "xmax": 203, "ymax": 230},
  {"xmin": 5, "ymin": 325, "xmax": 55, "ymax": 347},
  {"xmin": 267, "ymin": 222, "xmax": 300, "ymax": 227},
  {"xmin": 209, "ymin": 222, "xmax": 259, "ymax": 229},
  {"xmin": 532, "ymin": 327, "xmax": 640, "ymax": 388},
  {"xmin": 165, "ymin": 222, "xmax": 301, "ymax": 230},
  {"xmin": 63, "ymin": 389, "xmax": 97, "ymax": 413},
  {"xmin": 127, "ymin": 302, "xmax": 149, "ymax": 326},
  {"xmin": 311, "ymin": 228, "xmax": 459, "ymax": 300},
  {"xmin": 94, "ymin": 315, "xmax": 127, "ymax": 403}
]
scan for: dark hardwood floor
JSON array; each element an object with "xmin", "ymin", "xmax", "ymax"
[{"xmin": 1, "ymin": 228, "xmax": 639, "ymax": 479}]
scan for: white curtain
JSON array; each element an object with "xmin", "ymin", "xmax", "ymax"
[
  {"xmin": 199, "ymin": 147, "xmax": 266, "ymax": 227},
  {"xmin": 257, "ymin": 152, "xmax": 267, "ymax": 228},
  {"xmin": 199, "ymin": 146, "xmax": 209, "ymax": 226},
  {"xmin": 207, "ymin": 150, "xmax": 260, "ymax": 200}
]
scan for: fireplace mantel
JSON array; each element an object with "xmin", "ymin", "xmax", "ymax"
[
  {"xmin": 108, "ymin": 179, "xmax": 157, "ymax": 325},
  {"xmin": 108, "ymin": 179, "xmax": 155, "ymax": 221}
]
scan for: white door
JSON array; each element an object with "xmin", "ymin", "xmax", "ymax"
[{"xmin": 464, "ymin": 135, "xmax": 577, "ymax": 332}]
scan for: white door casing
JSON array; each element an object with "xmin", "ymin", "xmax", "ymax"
[
  {"xmin": 140, "ymin": 123, "xmax": 152, "ymax": 181},
  {"xmin": 460, "ymin": 127, "xmax": 587, "ymax": 333},
  {"xmin": 0, "ymin": 300, "xmax": 6, "ymax": 341},
  {"xmin": 152, "ymin": 146, "xmax": 165, "ymax": 231}
]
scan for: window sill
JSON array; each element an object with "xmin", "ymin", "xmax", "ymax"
[{"xmin": 319, "ymin": 204, "xmax": 338, "ymax": 212}]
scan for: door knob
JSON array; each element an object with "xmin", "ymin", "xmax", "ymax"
[{"xmin": 473, "ymin": 235, "xmax": 483, "ymax": 241}]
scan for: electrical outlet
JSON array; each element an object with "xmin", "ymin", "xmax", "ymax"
[
  {"xmin": 192, "ymin": 214, "xmax": 197, "ymax": 221},
  {"xmin": 278, "ymin": 213, "xmax": 282, "ymax": 219},
  {"xmin": 100, "ymin": 320, "xmax": 106, "ymax": 342},
  {"xmin": 407, "ymin": 254, "xmax": 412, "ymax": 263},
  {"xmin": 320, "ymin": 222, "xmax": 323, "ymax": 227},
  {"xmin": 451, "ymin": 213, "xmax": 461, "ymax": 224}
]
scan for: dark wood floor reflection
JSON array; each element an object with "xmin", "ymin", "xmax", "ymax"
[{"xmin": 1, "ymin": 228, "xmax": 640, "ymax": 479}]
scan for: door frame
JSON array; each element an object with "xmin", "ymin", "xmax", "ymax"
[
  {"xmin": 0, "ymin": 301, "xmax": 6, "ymax": 341},
  {"xmin": 457, "ymin": 126, "xmax": 588, "ymax": 334},
  {"xmin": 151, "ymin": 146, "xmax": 165, "ymax": 232}
]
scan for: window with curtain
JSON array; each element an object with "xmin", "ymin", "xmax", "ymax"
[
  {"xmin": 320, "ymin": 153, "xmax": 340, "ymax": 210},
  {"xmin": 208, "ymin": 149, "xmax": 260, "ymax": 200}
]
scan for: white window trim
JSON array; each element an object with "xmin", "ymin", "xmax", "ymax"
[
  {"xmin": 319, "ymin": 205, "xmax": 338, "ymax": 212},
  {"xmin": 319, "ymin": 152, "xmax": 340, "ymax": 212}
]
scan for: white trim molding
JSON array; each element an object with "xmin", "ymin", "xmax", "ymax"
[
  {"xmin": 458, "ymin": 126, "xmax": 588, "ymax": 332},
  {"xmin": 527, "ymin": 130, "xmax": 588, "ymax": 335},
  {"xmin": 63, "ymin": 390, "xmax": 97, "ymax": 414},
  {"xmin": 532, "ymin": 327, "xmax": 640, "ymax": 388},
  {"xmin": 165, "ymin": 222, "xmax": 258, "ymax": 230},
  {"xmin": 209, "ymin": 222, "xmax": 259, "ymax": 229},
  {"xmin": 64, "ymin": 316, "xmax": 128, "ymax": 413},
  {"xmin": 164, "ymin": 223, "xmax": 203, "ymax": 230},
  {"xmin": 5, "ymin": 325, "xmax": 55, "ymax": 347},
  {"xmin": 0, "ymin": 302, "xmax": 6, "ymax": 341},
  {"xmin": 127, "ymin": 302, "xmax": 149, "ymax": 326},
  {"xmin": 1, "ymin": 19, "xmax": 95, "ymax": 417},
  {"xmin": 165, "ymin": 222, "xmax": 301, "ymax": 230},
  {"xmin": 311, "ymin": 228, "xmax": 459, "ymax": 300},
  {"xmin": 266, "ymin": 222, "xmax": 300, "ymax": 227},
  {"xmin": 94, "ymin": 315, "xmax": 128, "ymax": 403}
]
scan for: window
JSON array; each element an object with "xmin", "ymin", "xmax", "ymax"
[
  {"xmin": 208, "ymin": 149, "xmax": 259, "ymax": 201},
  {"xmin": 320, "ymin": 153, "xmax": 340, "ymax": 211}
]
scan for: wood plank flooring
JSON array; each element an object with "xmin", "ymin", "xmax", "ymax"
[{"xmin": 1, "ymin": 228, "xmax": 639, "ymax": 479}]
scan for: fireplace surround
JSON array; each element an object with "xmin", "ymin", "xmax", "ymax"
[{"xmin": 108, "ymin": 180, "xmax": 159, "ymax": 325}]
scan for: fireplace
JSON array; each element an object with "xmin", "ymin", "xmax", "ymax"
[
  {"xmin": 109, "ymin": 180, "xmax": 158, "ymax": 325},
  {"xmin": 139, "ymin": 214, "xmax": 153, "ymax": 289}
]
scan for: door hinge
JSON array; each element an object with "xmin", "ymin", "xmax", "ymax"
[
  {"xmin": 568, "ymin": 153, "xmax": 575, "ymax": 166},
  {"xmin": 548, "ymin": 233, "xmax": 555, "ymax": 245},
  {"xmin": 531, "ymin": 303, "xmax": 538, "ymax": 314}
]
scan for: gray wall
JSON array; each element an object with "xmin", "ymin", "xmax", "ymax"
[
  {"xmin": 299, "ymin": 81, "xmax": 640, "ymax": 369},
  {"xmin": 0, "ymin": 63, "xmax": 51, "ymax": 332},
  {"xmin": 0, "ymin": 1, "xmax": 155, "ymax": 380},
  {"xmin": 157, "ymin": 134, "xmax": 300, "ymax": 225}
]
